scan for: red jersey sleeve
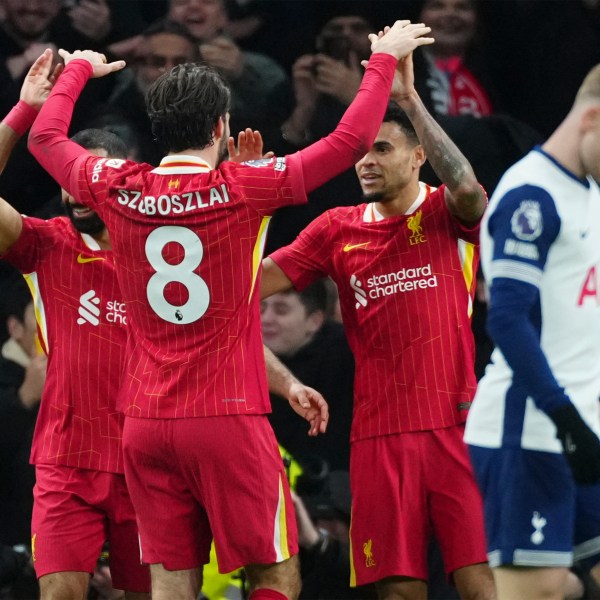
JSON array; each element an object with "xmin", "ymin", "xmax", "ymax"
[
  {"xmin": 72, "ymin": 154, "xmax": 134, "ymax": 213},
  {"xmin": 446, "ymin": 185, "xmax": 487, "ymax": 244},
  {"xmin": 220, "ymin": 157, "xmax": 307, "ymax": 215},
  {"xmin": 1, "ymin": 215, "xmax": 50, "ymax": 273},
  {"xmin": 268, "ymin": 211, "xmax": 335, "ymax": 290},
  {"xmin": 28, "ymin": 60, "xmax": 92, "ymax": 195}
]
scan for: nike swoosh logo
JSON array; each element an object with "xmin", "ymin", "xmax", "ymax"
[
  {"xmin": 343, "ymin": 242, "xmax": 370, "ymax": 252},
  {"xmin": 77, "ymin": 253, "xmax": 105, "ymax": 264}
]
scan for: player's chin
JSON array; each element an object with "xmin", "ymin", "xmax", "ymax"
[{"xmin": 360, "ymin": 190, "xmax": 385, "ymax": 203}]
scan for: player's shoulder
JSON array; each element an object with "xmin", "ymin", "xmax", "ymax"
[
  {"xmin": 22, "ymin": 214, "xmax": 72, "ymax": 236},
  {"xmin": 220, "ymin": 156, "xmax": 290, "ymax": 175},
  {"xmin": 87, "ymin": 155, "xmax": 147, "ymax": 183}
]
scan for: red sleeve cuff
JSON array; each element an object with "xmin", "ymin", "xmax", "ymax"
[{"xmin": 3, "ymin": 100, "xmax": 38, "ymax": 137}]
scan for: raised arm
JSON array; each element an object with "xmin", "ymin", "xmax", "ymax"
[
  {"xmin": 28, "ymin": 50, "xmax": 125, "ymax": 193},
  {"xmin": 298, "ymin": 20, "xmax": 434, "ymax": 193},
  {"xmin": 391, "ymin": 53, "xmax": 486, "ymax": 223},
  {"xmin": 260, "ymin": 257, "xmax": 295, "ymax": 299},
  {"xmin": 0, "ymin": 50, "xmax": 64, "ymax": 252}
]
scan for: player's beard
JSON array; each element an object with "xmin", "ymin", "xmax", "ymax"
[
  {"xmin": 65, "ymin": 203, "xmax": 106, "ymax": 235},
  {"xmin": 361, "ymin": 191, "xmax": 389, "ymax": 203},
  {"xmin": 217, "ymin": 135, "xmax": 228, "ymax": 165}
]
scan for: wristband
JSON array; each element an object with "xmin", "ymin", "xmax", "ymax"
[{"xmin": 3, "ymin": 100, "xmax": 38, "ymax": 137}]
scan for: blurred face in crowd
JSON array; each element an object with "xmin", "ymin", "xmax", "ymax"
[
  {"xmin": 261, "ymin": 292, "xmax": 324, "ymax": 357},
  {"xmin": 419, "ymin": 0, "xmax": 477, "ymax": 57},
  {"xmin": 8, "ymin": 301, "xmax": 37, "ymax": 357},
  {"xmin": 355, "ymin": 122, "xmax": 424, "ymax": 203},
  {"xmin": 168, "ymin": 0, "xmax": 227, "ymax": 42},
  {"xmin": 62, "ymin": 147, "xmax": 107, "ymax": 235},
  {"xmin": 317, "ymin": 15, "xmax": 372, "ymax": 61},
  {"xmin": 135, "ymin": 32, "xmax": 199, "ymax": 95},
  {"xmin": 1, "ymin": 0, "xmax": 60, "ymax": 39}
]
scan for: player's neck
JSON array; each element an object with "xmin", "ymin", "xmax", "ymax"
[
  {"xmin": 374, "ymin": 181, "xmax": 422, "ymax": 218},
  {"xmin": 168, "ymin": 148, "xmax": 218, "ymax": 169},
  {"xmin": 91, "ymin": 228, "xmax": 111, "ymax": 251},
  {"xmin": 543, "ymin": 113, "xmax": 585, "ymax": 179}
]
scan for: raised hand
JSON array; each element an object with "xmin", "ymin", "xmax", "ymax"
[
  {"xmin": 20, "ymin": 49, "xmax": 64, "ymax": 111},
  {"xmin": 57, "ymin": 49, "xmax": 126, "ymax": 79},
  {"xmin": 228, "ymin": 128, "xmax": 274, "ymax": 163},
  {"xmin": 370, "ymin": 20, "xmax": 434, "ymax": 60},
  {"xmin": 390, "ymin": 51, "xmax": 417, "ymax": 105}
]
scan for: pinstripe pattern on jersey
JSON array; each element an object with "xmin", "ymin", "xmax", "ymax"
[
  {"xmin": 73, "ymin": 154, "xmax": 307, "ymax": 418},
  {"xmin": 3, "ymin": 216, "xmax": 126, "ymax": 473},
  {"xmin": 271, "ymin": 184, "xmax": 481, "ymax": 440}
]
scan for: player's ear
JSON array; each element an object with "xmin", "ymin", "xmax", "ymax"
[
  {"xmin": 7, "ymin": 315, "xmax": 24, "ymax": 342},
  {"xmin": 306, "ymin": 309, "xmax": 326, "ymax": 335},
  {"xmin": 413, "ymin": 144, "xmax": 426, "ymax": 169},
  {"xmin": 580, "ymin": 105, "xmax": 600, "ymax": 133},
  {"xmin": 215, "ymin": 117, "xmax": 224, "ymax": 140},
  {"xmin": 215, "ymin": 113, "xmax": 230, "ymax": 141}
]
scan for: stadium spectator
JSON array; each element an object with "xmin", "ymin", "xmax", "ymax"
[
  {"xmin": 262, "ymin": 280, "xmax": 355, "ymax": 470},
  {"xmin": 412, "ymin": 0, "xmax": 497, "ymax": 118},
  {"xmin": 167, "ymin": 0, "xmax": 291, "ymax": 135},
  {"xmin": 0, "ymin": 277, "xmax": 44, "ymax": 551},
  {"xmin": 261, "ymin": 51, "xmax": 495, "ymax": 599}
]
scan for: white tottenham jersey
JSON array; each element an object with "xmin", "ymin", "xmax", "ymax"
[{"xmin": 465, "ymin": 147, "xmax": 600, "ymax": 452}]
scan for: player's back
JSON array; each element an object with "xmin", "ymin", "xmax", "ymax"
[
  {"xmin": 467, "ymin": 148, "xmax": 600, "ymax": 451},
  {"xmin": 76, "ymin": 154, "xmax": 306, "ymax": 419}
]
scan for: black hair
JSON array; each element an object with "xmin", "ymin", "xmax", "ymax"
[
  {"xmin": 0, "ymin": 275, "xmax": 32, "ymax": 325},
  {"xmin": 297, "ymin": 279, "xmax": 328, "ymax": 316},
  {"xmin": 71, "ymin": 128, "xmax": 128, "ymax": 158},
  {"xmin": 383, "ymin": 101, "xmax": 420, "ymax": 146},
  {"xmin": 146, "ymin": 63, "xmax": 231, "ymax": 152},
  {"xmin": 140, "ymin": 18, "xmax": 201, "ymax": 60}
]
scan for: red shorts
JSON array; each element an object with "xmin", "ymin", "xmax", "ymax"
[
  {"xmin": 32, "ymin": 464, "xmax": 150, "ymax": 593},
  {"xmin": 349, "ymin": 425, "xmax": 487, "ymax": 586},
  {"xmin": 122, "ymin": 414, "xmax": 298, "ymax": 573}
]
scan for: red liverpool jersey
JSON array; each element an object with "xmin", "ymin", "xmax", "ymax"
[
  {"xmin": 2, "ymin": 217, "xmax": 126, "ymax": 473},
  {"xmin": 270, "ymin": 183, "xmax": 481, "ymax": 439},
  {"xmin": 70, "ymin": 154, "xmax": 306, "ymax": 418}
]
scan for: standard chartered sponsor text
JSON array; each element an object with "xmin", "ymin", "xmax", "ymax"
[{"xmin": 367, "ymin": 263, "xmax": 438, "ymax": 298}]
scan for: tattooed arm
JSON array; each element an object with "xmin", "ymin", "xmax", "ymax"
[{"xmin": 391, "ymin": 53, "xmax": 486, "ymax": 223}]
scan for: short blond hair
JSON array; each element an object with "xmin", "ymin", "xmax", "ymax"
[{"xmin": 575, "ymin": 63, "xmax": 600, "ymax": 104}]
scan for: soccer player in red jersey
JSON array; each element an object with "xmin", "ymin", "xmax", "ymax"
[
  {"xmin": 27, "ymin": 21, "xmax": 435, "ymax": 600},
  {"xmin": 261, "ymin": 52, "xmax": 496, "ymax": 599},
  {"xmin": 0, "ymin": 55, "xmax": 151, "ymax": 600}
]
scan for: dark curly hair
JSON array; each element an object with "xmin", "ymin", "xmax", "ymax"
[
  {"xmin": 146, "ymin": 63, "xmax": 231, "ymax": 153},
  {"xmin": 383, "ymin": 101, "xmax": 420, "ymax": 147}
]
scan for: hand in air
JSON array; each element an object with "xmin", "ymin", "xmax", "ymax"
[
  {"xmin": 58, "ymin": 49, "xmax": 126, "ymax": 78},
  {"xmin": 20, "ymin": 49, "xmax": 64, "ymax": 111},
  {"xmin": 228, "ymin": 128, "xmax": 274, "ymax": 163},
  {"xmin": 369, "ymin": 20, "xmax": 434, "ymax": 60}
]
